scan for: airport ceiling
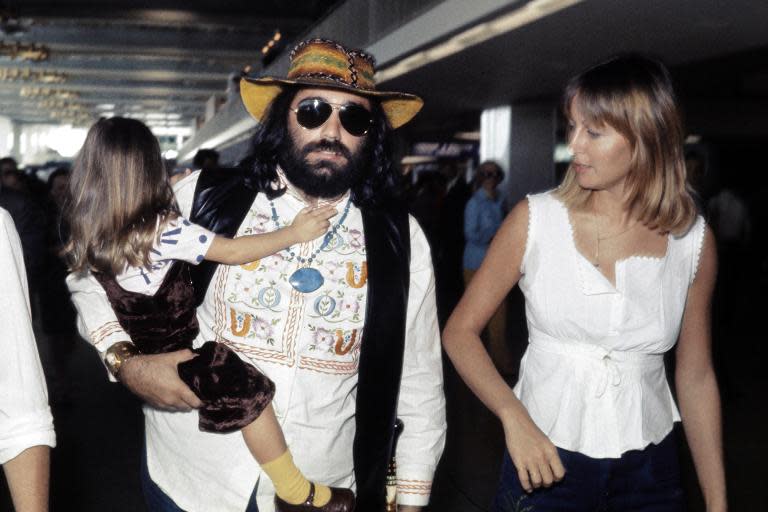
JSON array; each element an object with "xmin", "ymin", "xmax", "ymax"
[
  {"xmin": 384, "ymin": 0, "xmax": 768, "ymax": 140},
  {"xmin": 0, "ymin": 0, "xmax": 340, "ymax": 128},
  {"xmin": 2, "ymin": 0, "xmax": 768, "ymax": 141}
]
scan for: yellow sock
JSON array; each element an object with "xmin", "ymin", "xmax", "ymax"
[{"xmin": 260, "ymin": 450, "xmax": 331, "ymax": 506}]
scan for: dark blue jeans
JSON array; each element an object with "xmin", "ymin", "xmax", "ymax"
[
  {"xmin": 141, "ymin": 448, "xmax": 260, "ymax": 511},
  {"xmin": 492, "ymin": 433, "xmax": 683, "ymax": 512}
]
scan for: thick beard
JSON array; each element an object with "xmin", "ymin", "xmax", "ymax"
[{"xmin": 278, "ymin": 136, "xmax": 368, "ymax": 199}]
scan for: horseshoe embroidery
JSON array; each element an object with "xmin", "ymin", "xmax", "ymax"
[
  {"xmin": 240, "ymin": 259, "xmax": 260, "ymax": 271},
  {"xmin": 334, "ymin": 329, "xmax": 357, "ymax": 355},
  {"xmin": 345, "ymin": 261, "xmax": 368, "ymax": 288},
  {"xmin": 229, "ymin": 308, "xmax": 252, "ymax": 337}
]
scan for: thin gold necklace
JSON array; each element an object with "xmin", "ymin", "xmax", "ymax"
[{"xmin": 593, "ymin": 212, "xmax": 638, "ymax": 268}]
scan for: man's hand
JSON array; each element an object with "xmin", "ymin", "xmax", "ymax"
[{"xmin": 119, "ymin": 350, "xmax": 203, "ymax": 411}]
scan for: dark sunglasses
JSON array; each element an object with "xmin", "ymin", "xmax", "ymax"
[{"xmin": 290, "ymin": 98, "xmax": 373, "ymax": 137}]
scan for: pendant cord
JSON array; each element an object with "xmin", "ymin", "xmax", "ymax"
[{"xmin": 593, "ymin": 211, "xmax": 638, "ymax": 267}]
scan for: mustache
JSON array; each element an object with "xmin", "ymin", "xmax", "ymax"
[{"xmin": 300, "ymin": 139, "xmax": 352, "ymax": 160}]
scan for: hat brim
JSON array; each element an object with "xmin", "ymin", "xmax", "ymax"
[{"xmin": 240, "ymin": 76, "xmax": 423, "ymax": 130}]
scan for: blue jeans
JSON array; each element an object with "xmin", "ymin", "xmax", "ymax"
[
  {"xmin": 492, "ymin": 433, "xmax": 684, "ymax": 512},
  {"xmin": 141, "ymin": 448, "xmax": 260, "ymax": 511}
]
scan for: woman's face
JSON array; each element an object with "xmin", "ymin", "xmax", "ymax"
[
  {"xmin": 567, "ymin": 99, "xmax": 633, "ymax": 196},
  {"xmin": 478, "ymin": 167, "xmax": 502, "ymax": 191}
]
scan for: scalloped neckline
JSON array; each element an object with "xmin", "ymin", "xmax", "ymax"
[{"xmin": 558, "ymin": 199, "xmax": 670, "ymax": 289}]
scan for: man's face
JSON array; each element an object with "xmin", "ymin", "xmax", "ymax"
[
  {"xmin": 1, "ymin": 163, "xmax": 22, "ymax": 191},
  {"xmin": 280, "ymin": 87, "xmax": 373, "ymax": 199}
]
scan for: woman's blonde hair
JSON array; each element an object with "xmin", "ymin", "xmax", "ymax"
[
  {"xmin": 64, "ymin": 117, "xmax": 178, "ymax": 275},
  {"xmin": 556, "ymin": 54, "xmax": 697, "ymax": 234}
]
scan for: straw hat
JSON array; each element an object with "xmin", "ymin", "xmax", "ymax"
[{"xmin": 240, "ymin": 38, "xmax": 423, "ymax": 129}]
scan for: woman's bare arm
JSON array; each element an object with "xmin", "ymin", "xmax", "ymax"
[
  {"xmin": 443, "ymin": 199, "xmax": 564, "ymax": 492},
  {"xmin": 675, "ymin": 226, "xmax": 727, "ymax": 512},
  {"xmin": 3, "ymin": 445, "xmax": 50, "ymax": 512}
]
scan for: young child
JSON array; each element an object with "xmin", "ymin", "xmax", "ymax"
[{"xmin": 64, "ymin": 117, "xmax": 354, "ymax": 511}]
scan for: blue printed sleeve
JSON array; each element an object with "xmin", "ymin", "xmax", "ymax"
[{"xmin": 154, "ymin": 216, "xmax": 215, "ymax": 265}]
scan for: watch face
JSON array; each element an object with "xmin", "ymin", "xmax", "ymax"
[{"xmin": 105, "ymin": 351, "xmax": 119, "ymax": 370}]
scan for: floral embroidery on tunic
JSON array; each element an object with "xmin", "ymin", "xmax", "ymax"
[{"xmin": 213, "ymin": 200, "xmax": 367, "ymax": 375}]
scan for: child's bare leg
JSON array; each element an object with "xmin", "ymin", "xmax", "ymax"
[
  {"xmin": 242, "ymin": 403, "xmax": 288, "ymax": 462},
  {"xmin": 243, "ymin": 403, "xmax": 332, "ymax": 506}
]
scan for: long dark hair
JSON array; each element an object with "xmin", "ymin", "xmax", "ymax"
[{"xmin": 242, "ymin": 86, "xmax": 403, "ymax": 208}]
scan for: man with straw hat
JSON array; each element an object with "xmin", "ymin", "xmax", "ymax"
[{"xmin": 69, "ymin": 38, "xmax": 446, "ymax": 512}]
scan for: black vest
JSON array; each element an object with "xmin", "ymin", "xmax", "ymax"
[{"xmin": 186, "ymin": 168, "xmax": 410, "ymax": 510}]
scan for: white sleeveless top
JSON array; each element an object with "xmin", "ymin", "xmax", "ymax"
[{"xmin": 514, "ymin": 191, "xmax": 706, "ymax": 458}]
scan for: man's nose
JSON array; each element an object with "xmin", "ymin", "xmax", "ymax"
[{"xmin": 319, "ymin": 109, "xmax": 343, "ymax": 140}]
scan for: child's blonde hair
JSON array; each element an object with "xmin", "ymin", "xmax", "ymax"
[{"xmin": 65, "ymin": 117, "xmax": 178, "ymax": 275}]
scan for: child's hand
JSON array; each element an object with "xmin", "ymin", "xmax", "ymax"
[{"xmin": 290, "ymin": 205, "xmax": 337, "ymax": 243}]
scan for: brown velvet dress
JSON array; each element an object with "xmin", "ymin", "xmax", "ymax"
[{"xmin": 94, "ymin": 262, "xmax": 275, "ymax": 433}]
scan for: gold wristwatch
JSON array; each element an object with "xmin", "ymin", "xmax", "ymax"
[{"xmin": 104, "ymin": 341, "xmax": 140, "ymax": 378}]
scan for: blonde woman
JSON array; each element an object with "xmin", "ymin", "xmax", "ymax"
[{"xmin": 443, "ymin": 55, "xmax": 726, "ymax": 511}]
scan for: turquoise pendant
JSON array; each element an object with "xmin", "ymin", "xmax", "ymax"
[{"xmin": 289, "ymin": 267, "xmax": 324, "ymax": 293}]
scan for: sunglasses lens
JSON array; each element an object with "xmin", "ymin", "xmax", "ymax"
[
  {"xmin": 296, "ymin": 100, "xmax": 332, "ymax": 129},
  {"xmin": 339, "ymin": 104, "xmax": 372, "ymax": 136}
]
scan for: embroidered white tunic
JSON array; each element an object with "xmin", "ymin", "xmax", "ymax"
[
  {"xmin": 515, "ymin": 192, "xmax": 705, "ymax": 458},
  {"xmin": 67, "ymin": 171, "xmax": 446, "ymax": 511}
]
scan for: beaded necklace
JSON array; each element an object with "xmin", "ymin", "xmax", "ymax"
[{"xmin": 269, "ymin": 196, "xmax": 352, "ymax": 292}]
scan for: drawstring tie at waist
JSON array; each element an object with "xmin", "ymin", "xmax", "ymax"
[{"xmin": 528, "ymin": 333, "xmax": 664, "ymax": 398}]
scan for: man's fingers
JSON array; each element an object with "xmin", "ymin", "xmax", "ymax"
[
  {"xmin": 154, "ymin": 385, "xmax": 201, "ymax": 411},
  {"xmin": 179, "ymin": 386, "xmax": 203, "ymax": 409}
]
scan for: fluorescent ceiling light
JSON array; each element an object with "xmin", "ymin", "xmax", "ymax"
[
  {"xmin": 377, "ymin": 0, "xmax": 584, "ymax": 83},
  {"xmin": 454, "ymin": 131, "xmax": 480, "ymax": 141}
]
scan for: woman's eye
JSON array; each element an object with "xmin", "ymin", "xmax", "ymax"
[{"xmin": 587, "ymin": 129, "xmax": 600, "ymax": 138}]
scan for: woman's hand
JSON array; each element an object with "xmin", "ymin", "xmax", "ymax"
[{"xmin": 501, "ymin": 410, "xmax": 565, "ymax": 493}]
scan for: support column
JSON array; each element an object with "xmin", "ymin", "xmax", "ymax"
[
  {"xmin": 11, "ymin": 121, "xmax": 22, "ymax": 161},
  {"xmin": 480, "ymin": 101, "xmax": 558, "ymax": 207}
]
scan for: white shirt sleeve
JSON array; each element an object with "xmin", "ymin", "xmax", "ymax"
[
  {"xmin": 66, "ymin": 269, "xmax": 130, "ymax": 372},
  {"xmin": 394, "ymin": 216, "xmax": 447, "ymax": 507},
  {"xmin": 0, "ymin": 208, "xmax": 56, "ymax": 464}
]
